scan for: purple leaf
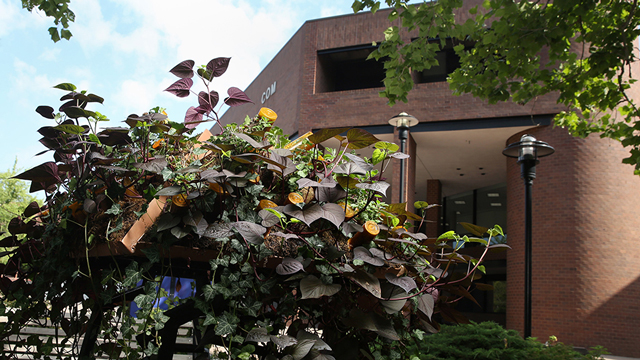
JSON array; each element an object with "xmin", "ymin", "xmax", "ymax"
[
  {"xmin": 341, "ymin": 222, "xmax": 363, "ymax": 235},
  {"xmin": 36, "ymin": 106, "xmax": 55, "ymax": 119},
  {"xmin": 380, "ymin": 283, "xmax": 408, "ymax": 314},
  {"xmin": 232, "ymin": 221, "xmax": 266, "ymax": 245},
  {"xmin": 344, "ymin": 153, "xmax": 374, "ymax": 172},
  {"xmin": 13, "ymin": 162, "xmax": 60, "ymax": 184},
  {"xmin": 316, "ymin": 184, "xmax": 347, "ymax": 203},
  {"xmin": 132, "ymin": 156, "xmax": 168, "ymax": 174},
  {"xmin": 417, "ymin": 293, "xmax": 435, "ymax": 320},
  {"xmin": 22, "ymin": 201, "xmax": 41, "ymax": 218},
  {"xmin": 321, "ymin": 203, "xmax": 346, "ymax": 228},
  {"xmin": 203, "ymin": 222, "xmax": 234, "ymax": 238},
  {"xmin": 164, "ymin": 78, "xmax": 193, "ymax": 98},
  {"xmin": 283, "ymin": 204, "xmax": 323, "ymax": 227},
  {"xmin": 259, "ymin": 207, "xmax": 284, "ymax": 228},
  {"xmin": 356, "ymin": 181, "xmax": 391, "ymax": 196},
  {"xmin": 185, "ymin": 106, "xmax": 203, "ymax": 129},
  {"xmin": 246, "ymin": 328, "xmax": 271, "ymax": 343},
  {"xmin": 384, "ymin": 273, "xmax": 417, "ymax": 293},
  {"xmin": 296, "ymin": 178, "xmax": 337, "ymax": 189},
  {"xmin": 354, "ymin": 247, "xmax": 385, "ymax": 266},
  {"xmin": 276, "ymin": 258, "xmax": 305, "ymax": 275},
  {"xmin": 300, "ymin": 275, "xmax": 341, "ymax": 299},
  {"xmin": 271, "ymin": 231, "xmax": 299, "ymax": 240},
  {"xmin": 389, "ymin": 152, "xmax": 410, "ymax": 159},
  {"xmin": 345, "ymin": 269, "xmax": 381, "ymax": 298},
  {"xmin": 206, "ymin": 57, "xmax": 231, "ymax": 78},
  {"xmin": 197, "ymin": 91, "xmax": 219, "ymax": 111},
  {"xmin": 224, "ymin": 87, "xmax": 253, "ymax": 107},
  {"xmin": 169, "ymin": 60, "xmax": 195, "ymax": 79}
]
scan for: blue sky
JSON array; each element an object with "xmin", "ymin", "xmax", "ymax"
[{"xmin": 0, "ymin": 0, "xmax": 354, "ymax": 173}]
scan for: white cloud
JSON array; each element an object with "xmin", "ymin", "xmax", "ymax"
[
  {"xmin": 112, "ymin": 79, "xmax": 162, "ymax": 117},
  {"xmin": 0, "ymin": 0, "xmax": 26, "ymax": 36},
  {"xmin": 39, "ymin": 48, "xmax": 62, "ymax": 61}
]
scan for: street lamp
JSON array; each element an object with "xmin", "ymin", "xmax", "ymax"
[
  {"xmin": 502, "ymin": 134, "xmax": 555, "ymax": 339},
  {"xmin": 389, "ymin": 112, "xmax": 418, "ymax": 204}
]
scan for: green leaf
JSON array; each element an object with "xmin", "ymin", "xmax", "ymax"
[
  {"xmin": 105, "ymin": 203, "xmax": 122, "ymax": 215},
  {"xmin": 215, "ymin": 312, "xmax": 238, "ymax": 336},
  {"xmin": 54, "ymin": 83, "xmax": 77, "ymax": 91},
  {"xmin": 346, "ymin": 128, "xmax": 380, "ymax": 149},
  {"xmin": 374, "ymin": 141, "xmax": 399, "ymax": 152},
  {"xmin": 54, "ymin": 124, "xmax": 85, "ymax": 135},
  {"xmin": 48, "ymin": 27, "xmax": 60, "ymax": 42},
  {"xmin": 437, "ymin": 231, "xmax": 456, "ymax": 241},
  {"xmin": 60, "ymin": 29, "xmax": 72, "ymax": 40},
  {"xmin": 308, "ymin": 127, "xmax": 351, "ymax": 144}
]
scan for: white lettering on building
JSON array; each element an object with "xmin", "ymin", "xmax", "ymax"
[{"xmin": 261, "ymin": 81, "xmax": 277, "ymax": 104}]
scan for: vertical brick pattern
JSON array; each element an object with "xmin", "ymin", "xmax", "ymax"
[{"xmin": 506, "ymin": 126, "xmax": 640, "ymax": 357}]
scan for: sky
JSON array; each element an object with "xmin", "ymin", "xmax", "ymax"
[{"xmin": 0, "ymin": 0, "xmax": 355, "ymax": 173}]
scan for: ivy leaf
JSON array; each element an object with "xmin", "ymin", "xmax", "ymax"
[
  {"xmin": 308, "ymin": 127, "xmax": 350, "ymax": 144},
  {"xmin": 346, "ymin": 128, "xmax": 380, "ymax": 149},
  {"xmin": 356, "ymin": 181, "xmax": 390, "ymax": 196},
  {"xmin": 300, "ymin": 275, "xmax": 341, "ymax": 299},
  {"xmin": 215, "ymin": 312, "xmax": 238, "ymax": 336},
  {"xmin": 207, "ymin": 57, "xmax": 231, "ymax": 78},
  {"xmin": 203, "ymin": 222, "xmax": 234, "ymax": 238},
  {"xmin": 224, "ymin": 87, "xmax": 253, "ymax": 106},
  {"xmin": 270, "ymin": 334, "xmax": 297, "ymax": 349},
  {"xmin": 232, "ymin": 221, "xmax": 267, "ymax": 245},
  {"xmin": 384, "ymin": 273, "xmax": 417, "ymax": 293},
  {"xmin": 165, "ymin": 78, "xmax": 193, "ymax": 98},
  {"xmin": 169, "ymin": 60, "xmax": 195, "ymax": 79},
  {"xmin": 35, "ymin": 106, "xmax": 55, "ymax": 119},
  {"xmin": 276, "ymin": 258, "xmax": 305, "ymax": 275},
  {"xmin": 246, "ymin": 328, "xmax": 271, "ymax": 343}
]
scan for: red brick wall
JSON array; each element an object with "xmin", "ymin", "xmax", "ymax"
[{"xmin": 505, "ymin": 126, "xmax": 640, "ymax": 357}]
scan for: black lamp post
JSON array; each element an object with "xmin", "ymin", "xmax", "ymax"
[
  {"xmin": 503, "ymin": 134, "xmax": 555, "ymax": 339},
  {"xmin": 389, "ymin": 112, "xmax": 418, "ymax": 204}
]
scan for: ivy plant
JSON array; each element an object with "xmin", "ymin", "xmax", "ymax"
[{"xmin": 0, "ymin": 58, "xmax": 506, "ymax": 360}]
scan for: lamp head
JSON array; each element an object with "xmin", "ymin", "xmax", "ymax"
[
  {"xmin": 503, "ymin": 134, "xmax": 555, "ymax": 162},
  {"xmin": 389, "ymin": 112, "xmax": 418, "ymax": 129}
]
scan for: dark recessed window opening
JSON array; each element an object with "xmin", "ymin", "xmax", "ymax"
[
  {"xmin": 316, "ymin": 45, "xmax": 386, "ymax": 93},
  {"xmin": 412, "ymin": 38, "xmax": 474, "ymax": 84}
]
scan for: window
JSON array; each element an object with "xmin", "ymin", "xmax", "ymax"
[
  {"xmin": 316, "ymin": 45, "xmax": 386, "ymax": 93},
  {"xmin": 443, "ymin": 183, "xmax": 507, "ymax": 238}
]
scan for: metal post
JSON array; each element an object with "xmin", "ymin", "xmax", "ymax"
[
  {"xmin": 521, "ymin": 159, "xmax": 536, "ymax": 339},
  {"xmin": 398, "ymin": 127, "xmax": 409, "ymax": 204}
]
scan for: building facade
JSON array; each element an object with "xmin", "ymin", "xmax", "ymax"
[{"xmin": 218, "ymin": 6, "xmax": 640, "ymax": 357}]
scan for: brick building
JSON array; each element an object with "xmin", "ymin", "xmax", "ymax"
[{"xmin": 218, "ymin": 6, "xmax": 640, "ymax": 357}]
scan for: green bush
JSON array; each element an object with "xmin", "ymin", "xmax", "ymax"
[{"xmin": 371, "ymin": 322, "xmax": 608, "ymax": 360}]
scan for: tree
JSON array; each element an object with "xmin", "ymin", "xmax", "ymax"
[
  {"xmin": 21, "ymin": 0, "xmax": 75, "ymax": 42},
  {"xmin": 352, "ymin": 0, "xmax": 640, "ymax": 172},
  {"xmin": 0, "ymin": 160, "xmax": 39, "ymax": 237}
]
